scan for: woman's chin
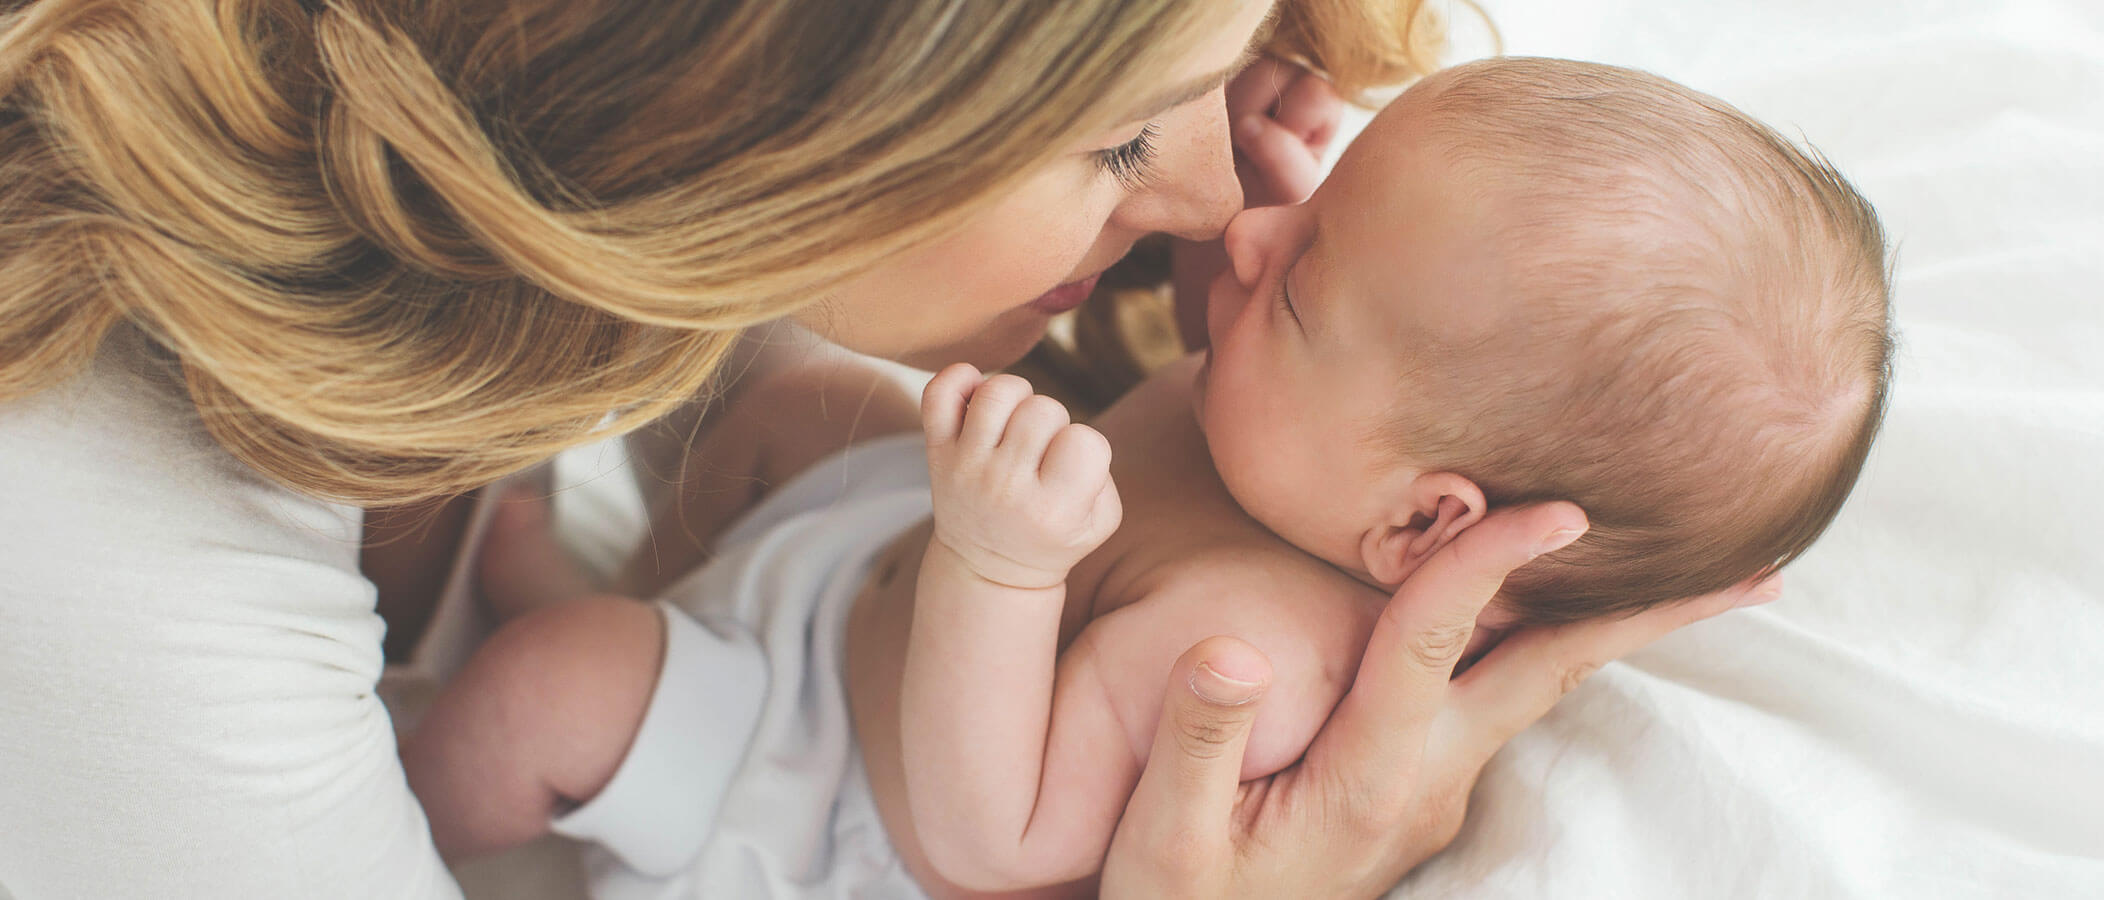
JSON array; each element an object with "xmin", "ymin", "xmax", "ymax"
[{"xmin": 898, "ymin": 318, "xmax": 1049, "ymax": 372}]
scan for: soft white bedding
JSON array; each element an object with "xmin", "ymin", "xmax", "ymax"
[{"xmin": 465, "ymin": 1, "xmax": 2104, "ymax": 895}]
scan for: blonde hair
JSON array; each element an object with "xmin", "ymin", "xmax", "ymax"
[{"xmin": 5, "ymin": 0, "xmax": 1406, "ymax": 504}]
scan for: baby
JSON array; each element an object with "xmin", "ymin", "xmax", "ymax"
[{"xmin": 403, "ymin": 57, "xmax": 1892, "ymax": 899}]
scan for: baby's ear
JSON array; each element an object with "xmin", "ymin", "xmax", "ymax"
[{"xmin": 1361, "ymin": 472, "xmax": 1487, "ymax": 588}]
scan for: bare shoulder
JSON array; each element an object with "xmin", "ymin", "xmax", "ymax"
[{"xmin": 1071, "ymin": 542, "xmax": 1383, "ymax": 781}]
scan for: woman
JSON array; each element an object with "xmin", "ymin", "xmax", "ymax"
[{"xmin": 0, "ymin": 0, "xmax": 1768, "ymax": 896}]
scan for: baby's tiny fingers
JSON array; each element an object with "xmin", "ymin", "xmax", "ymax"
[
  {"xmin": 920, "ymin": 363, "xmax": 981, "ymax": 448},
  {"xmin": 1089, "ymin": 476, "xmax": 1124, "ymax": 541},
  {"xmin": 958, "ymin": 373, "xmax": 1033, "ymax": 452},
  {"xmin": 998, "ymin": 394, "xmax": 1072, "ymax": 458},
  {"xmin": 1040, "ymin": 423, "xmax": 1113, "ymax": 492}
]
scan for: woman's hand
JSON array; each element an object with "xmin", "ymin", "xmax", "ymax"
[
  {"xmin": 1174, "ymin": 55, "xmax": 1345, "ymax": 349},
  {"xmin": 1225, "ymin": 55, "xmax": 1346, "ymax": 208},
  {"xmin": 1100, "ymin": 503, "xmax": 1778, "ymax": 898}
]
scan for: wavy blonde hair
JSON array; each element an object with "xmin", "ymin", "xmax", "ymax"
[{"xmin": 1, "ymin": 0, "xmax": 1436, "ymax": 504}]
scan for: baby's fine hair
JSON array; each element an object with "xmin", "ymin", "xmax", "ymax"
[{"xmin": 1382, "ymin": 57, "xmax": 1895, "ymax": 624}]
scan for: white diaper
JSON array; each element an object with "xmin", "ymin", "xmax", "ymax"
[{"xmin": 551, "ymin": 433, "xmax": 933, "ymax": 899}]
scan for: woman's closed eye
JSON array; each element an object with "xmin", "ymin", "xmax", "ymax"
[{"xmin": 1094, "ymin": 123, "xmax": 1161, "ymax": 190}]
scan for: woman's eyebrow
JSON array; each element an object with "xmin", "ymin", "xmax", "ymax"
[{"xmin": 1122, "ymin": 60, "xmax": 1245, "ymax": 125}]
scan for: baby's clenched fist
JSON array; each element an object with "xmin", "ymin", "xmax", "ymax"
[{"xmin": 920, "ymin": 365, "xmax": 1123, "ymax": 591}]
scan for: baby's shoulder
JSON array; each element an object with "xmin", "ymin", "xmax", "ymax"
[
  {"xmin": 1075, "ymin": 545, "xmax": 1384, "ymax": 779},
  {"xmin": 1141, "ymin": 545, "xmax": 1381, "ymax": 678}
]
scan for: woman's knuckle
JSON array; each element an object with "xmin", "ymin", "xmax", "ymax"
[
  {"xmin": 1557, "ymin": 659, "xmax": 1604, "ymax": 696},
  {"xmin": 1403, "ymin": 621, "xmax": 1474, "ymax": 670},
  {"xmin": 1430, "ymin": 797, "xmax": 1468, "ymax": 848},
  {"xmin": 1175, "ymin": 716, "xmax": 1239, "ymax": 759},
  {"xmin": 1349, "ymin": 794, "xmax": 1412, "ymax": 838},
  {"xmin": 1154, "ymin": 825, "xmax": 1215, "ymax": 877}
]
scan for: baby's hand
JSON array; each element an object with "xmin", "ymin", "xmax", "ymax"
[{"xmin": 920, "ymin": 365, "xmax": 1122, "ymax": 591}]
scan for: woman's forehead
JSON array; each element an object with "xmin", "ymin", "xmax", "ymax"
[{"xmin": 1117, "ymin": 0, "xmax": 1276, "ymax": 124}]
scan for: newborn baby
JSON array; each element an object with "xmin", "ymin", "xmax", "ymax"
[{"xmin": 403, "ymin": 57, "xmax": 1893, "ymax": 899}]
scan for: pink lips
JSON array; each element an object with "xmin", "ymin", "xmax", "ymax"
[{"xmin": 1027, "ymin": 273, "xmax": 1102, "ymax": 315}]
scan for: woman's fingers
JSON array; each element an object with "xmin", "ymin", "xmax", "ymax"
[
  {"xmin": 1225, "ymin": 55, "xmax": 1342, "ymax": 207},
  {"xmin": 1447, "ymin": 574, "xmax": 1782, "ymax": 769},
  {"xmin": 1225, "ymin": 56, "xmax": 1297, "ymax": 121},
  {"xmin": 1274, "ymin": 66, "xmax": 1343, "ymax": 153},
  {"xmin": 1232, "ymin": 115, "xmax": 1325, "ymax": 207},
  {"xmin": 1310, "ymin": 503, "xmax": 1587, "ymax": 794},
  {"xmin": 1106, "ymin": 636, "xmax": 1272, "ymax": 895}
]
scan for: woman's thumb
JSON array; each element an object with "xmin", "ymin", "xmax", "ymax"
[{"xmin": 1134, "ymin": 636, "xmax": 1271, "ymax": 831}]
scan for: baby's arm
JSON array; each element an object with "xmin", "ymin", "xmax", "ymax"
[
  {"xmin": 400, "ymin": 595, "xmax": 663, "ymax": 860},
  {"xmin": 900, "ymin": 366, "xmax": 1128, "ymax": 891}
]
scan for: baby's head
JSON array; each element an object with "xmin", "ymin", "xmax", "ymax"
[{"xmin": 1194, "ymin": 57, "xmax": 1893, "ymax": 626}]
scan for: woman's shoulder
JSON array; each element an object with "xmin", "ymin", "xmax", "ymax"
[
  {"xmin": 0, "ymin": 326, "xmax": 368, "ymax": 612},
  {"xmin": 0, "ymin": 332, "xmax": 454, "ymax": 897}
]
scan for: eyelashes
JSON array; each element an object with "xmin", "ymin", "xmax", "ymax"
[
  {"xmin": 1094, "ymin": 123, "xmax": 1161, "ymax": 190},
  {"xmin": 1276, "ymin": 275, "xmax": 1303, "ymax": 329}
]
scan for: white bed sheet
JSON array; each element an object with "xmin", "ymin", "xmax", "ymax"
[{"xmin": 470, "ymin": 1, "xmax": 2104, "ymax": 896}]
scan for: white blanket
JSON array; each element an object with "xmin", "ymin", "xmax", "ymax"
[{"xmin": 467, "ymin": 1, "xmax": 2104, "ymax": 895}]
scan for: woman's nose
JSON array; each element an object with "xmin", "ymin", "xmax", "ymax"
[{"xmin": 1113, "ymin": 99, "xmax": 1242, "ymax": 241}]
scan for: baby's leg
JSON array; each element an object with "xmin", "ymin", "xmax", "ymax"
[
  {"xmin": 617, "ymin": 352, "xmax": 921, "ymax": 597},
  {"xmin": 403, "ymin": 497, "xmax": 662, "ymax": 859},
  {"xmin": 401, "ymin": 595, "xmax": 660, "ymax": 859}
]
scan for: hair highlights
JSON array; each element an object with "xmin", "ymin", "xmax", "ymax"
[{"xmin": 1, "ymin": 0, "xmax": 1222, "ymax": 502}]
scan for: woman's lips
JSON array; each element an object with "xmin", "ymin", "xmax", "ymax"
[{"xmin": 1027, "ymin": 273, "xmax": 1102, "ymax": 315}]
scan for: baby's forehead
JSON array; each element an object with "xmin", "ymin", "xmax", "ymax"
[{"xmin": 1313, "ymin": 64, "xmax": 1800, "ymax": 322}]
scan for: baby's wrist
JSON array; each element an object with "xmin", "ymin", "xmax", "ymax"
[{"xmin": 926, "ymin": 530, "xmax": 1070, "ymax": 594}]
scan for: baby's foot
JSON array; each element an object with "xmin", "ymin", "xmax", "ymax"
[{"xmin": 477, "ymin": 489, "xmax": 596, "ymax": 622}]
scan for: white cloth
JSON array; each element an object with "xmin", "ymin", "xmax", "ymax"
[
  {"xmin": 554, "ymin": 433, "xmax": 931, "ymax": 900},
  {"xmin": 0, "ymin": 327, "xmax": 462, "ymax": 899},
  {"xmin": 1374, "ymin": 0, "xmax": 2104, "ymax": 896}
]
